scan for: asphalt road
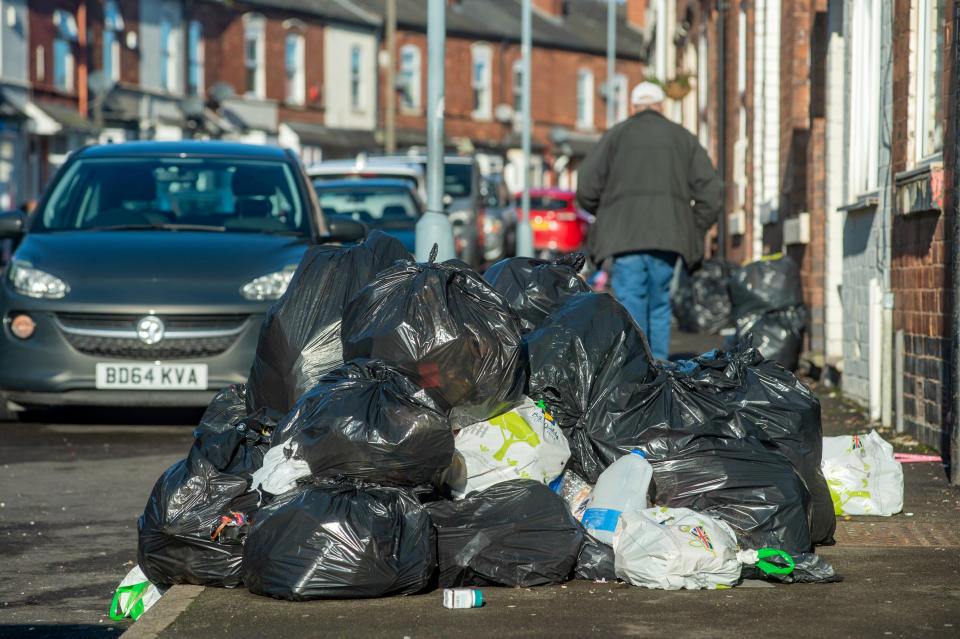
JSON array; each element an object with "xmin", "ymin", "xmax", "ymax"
[{"xmin": 0, "ymin": 408, "xmax": 200, "ymax": 638}]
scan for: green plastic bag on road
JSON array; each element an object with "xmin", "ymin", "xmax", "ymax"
[{"xmin": 109, "ymin": 565, "xmax": 163, "ymax": 621}]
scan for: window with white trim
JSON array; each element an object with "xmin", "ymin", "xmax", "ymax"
[
  {"xmin": 159, "ymin": 18, "xmax": 177, "ymax": 92},
  {"xmin": 613, "ymin": 73, "xmax": 628, "ymax": 123},
  {"xmin": 243, "ymin": 13, "xmax": 266, "ymax": 98},
  {"xmin": 471, "ymin": 43, "xmax": 492, "ymax": 119},
  {"xmin": 53, "ymin": 9, "xmax": 77, "ymax": 91},
  {"xmin": 36, "ymin": 45, "xmax": 45, "ymax": 83},
  {"xmin": 512, "ymin": 59, "xmax": 523, "ymax": 113},
  {"xmin": 576, "ymin": 68, "xmax": 594, "ymax": 130},
  {"xmin": 285, "ymin": 33, "xmax": 305, "ymax": 105},
  {"xmin": 697, "ymin": 27, "xmax": 710, "ymax": 150},
  {"xmin": 399, "ymin": 44, "xmax": 421, "ymax": 110},
  {"xmin": 188, "ymin": 20, "xmax": 204, "ymax": 96},
  {"xmin": 912, "ymin": 0, "xmax": 945, "ymax": 162},
  {"xmin": 848, "ymin": 0, "xmax": 881, "ymax": 197},
  {"xmin": 102, "ymin": 0, "xmax": 123, "ymax": 82},
  {"xmin": 350, "ymin": 45, "xmax": 363, "ymax": 109}
]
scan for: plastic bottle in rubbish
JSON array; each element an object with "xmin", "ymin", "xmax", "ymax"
[
  {"xmin": 443, "ymin": 588, "xmax": 483, "ymax": 609},
  {"xmin": 581, "ymin": 449, "xmax": 653, "ymax": 546}
]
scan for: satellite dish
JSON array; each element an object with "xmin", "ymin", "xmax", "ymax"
[
  {"xmin": 549, "ymin": 126, "xmax": 569, "ymax": 144},
  {"xmin": 494, "ymin": 103, "xmax": 514, "ymax": 123},
  {"xmin": 87, "ymin": 70, "xmax": 116, "ymax": 96},
  {"xmin": 209, "ymin": 82, "xmax": 236, "ymax": 104}
]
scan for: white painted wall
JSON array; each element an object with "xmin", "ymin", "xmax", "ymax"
[
  {"xmin": 323, "ymin": 26, "xmax": 377, "ymax": 130},
  {"xmin": 752, "ymin": 0, "xmax": 780, "ymax": 260},
  {"xmin": 824, "ymin": 0, "xmax": 845, "ymax": 362}
]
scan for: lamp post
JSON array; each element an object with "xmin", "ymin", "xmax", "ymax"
[{"xmin": 515, "ymin": 0, "xmax": 535, "ymax": 258}]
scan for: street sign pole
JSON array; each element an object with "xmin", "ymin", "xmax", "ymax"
[
  {"xmin": 606, "ymin": 0, "xmax": 616, "ymax": 128},
  {"xmin": 416, "ymin": 0, "xmax": 455, "ymax": 262},
  {"xmin": 515, "ymin": 0, "xmax": 535, "ymax": 258}
]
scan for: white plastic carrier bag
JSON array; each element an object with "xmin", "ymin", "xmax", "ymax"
[
  {"xmin": 109, "ymin": 565, "xmax": 163, "ymax": 621},
  {"xmin": 821, "ymin": 430, "xmax": 904, "ymax": 516},
  {"xmin": 452, "ymin": 397, "xmax": 570, "ymax": 499},
  {"xmin": 613, "ymin": 507, "xmax": 794, "ymax": 590}
]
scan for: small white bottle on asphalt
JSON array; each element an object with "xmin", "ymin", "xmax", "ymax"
[{"xmin": 581, "ymin": 449, "xmax": 653, "ymax": 546}]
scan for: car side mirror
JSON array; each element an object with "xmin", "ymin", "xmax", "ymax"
[
  {"xmin": 0, "ymin": 210, "xmax": 24, "ymax": 239},
  {"xmin": 323, "ymin": 214, "xmax": 367, "ymax": 243}
]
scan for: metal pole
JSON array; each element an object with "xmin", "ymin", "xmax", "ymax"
[
  {"xmin": 515, "ymin": 0, "xmax": 535, "ymax": 257},
  {"xmin": 415, "ymin": 0, "xmax": 455, "ymax": 262},
  {"xmin": 949, "ymin": 3, "xmax": 960, "ymax": 484},
  {"xmin": 385, "ymin": 0, "xmax": 397, "ymax": 154},
  {"xmin": 716, "ymin": 0, "xmax": 726, "ymax": 261},
  {"xmin": 606, "ymin": 0, "xmax": 616, "ymax": 128}
]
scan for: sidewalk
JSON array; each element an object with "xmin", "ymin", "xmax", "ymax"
[{"xmin": 120, "ymin": 333, "xmax": 960, "ymax": 639}]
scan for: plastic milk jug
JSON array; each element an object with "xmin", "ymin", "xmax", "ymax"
[{"xmin": 581, "ymin": 449, "xmax": 653, "ymax": 545}]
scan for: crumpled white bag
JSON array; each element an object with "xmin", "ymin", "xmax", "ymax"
[
  {"xmin": 109, "ymin": 565, "xmax": 163, "ymax": 621},
  {"xmin": 451, "ymin": 396, "xmax": 570, "ymax": 499},
  {"xmin": 250, "ymin": 442, "xmax": 312, "ymax": 495},
  {"xmin": 613, "ymin": 507, "xmax": 755, "ymax": 590},
  {"xmin": 821, "ymin": 430, "xmax": 904, "ymax": 516}
]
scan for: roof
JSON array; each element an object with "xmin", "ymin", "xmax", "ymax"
[
  {"xmin": 77, "ymin": 140, "xmax": 293, "ymax": 159},
  {"xmin": 349, "ymin": 0, "xmax": 647, "ymax": 60},
  {"xmin": 201, "ymin": 0, "xmax": 380, "ymax": 27}
]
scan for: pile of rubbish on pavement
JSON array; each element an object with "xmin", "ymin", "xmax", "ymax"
[
  {"xmin": 114, "ymin": 232, "xmax": 909, "ymax": 617},
  {"xmin": 672, "ymin": 254, "xmax": 807, "ymax": 372}
]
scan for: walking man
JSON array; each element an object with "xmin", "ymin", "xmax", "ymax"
[{"xmin": 576, "ymin": 81, "xmax": 722, "ymax": 359}]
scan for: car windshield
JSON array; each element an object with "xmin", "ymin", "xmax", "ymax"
[
  {"xmin": 35, "ymin": 157, "xmax": 310, "ymax": 234},
  {"xmin": 314, "ymin": 184, "xmax": 420, "ymax": 225},
  {"xmin": 515, "ymin": 196, "xmax": 571, "ymax": 211}
]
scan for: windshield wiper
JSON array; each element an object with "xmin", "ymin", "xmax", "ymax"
[{"xmin": 89, "ymin": 224, "xmax": 227, "ymax": 232}]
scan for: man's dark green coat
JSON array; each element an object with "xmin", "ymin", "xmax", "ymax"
[{"xmin": 576, "ymin": 110, "xmax": 723, "ymax": 269}]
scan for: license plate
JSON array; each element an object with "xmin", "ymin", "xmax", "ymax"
[{"xmin": 95, "ymin": 363, "xmax": 208, "ymax": 390}]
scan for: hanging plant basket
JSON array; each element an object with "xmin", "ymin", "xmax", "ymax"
[{"xmin": 663, "ymin": 80, "xmax": 692, "ymax": 100}]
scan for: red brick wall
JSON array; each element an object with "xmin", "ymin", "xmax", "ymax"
[{"xmin": 889, "ymin": 0, "xmax": 956, "ymax": 450}]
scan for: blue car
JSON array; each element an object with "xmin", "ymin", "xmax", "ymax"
[
  {"xmin": 312, "ymin": 178, "xmax": 423, "ymax": 254},
  {"xmin": 0, "ymin": 141, "xmax": 364, "ymax": 420}
]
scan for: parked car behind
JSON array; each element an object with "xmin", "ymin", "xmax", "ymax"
[
  {"xmin": 515, "ymin": 188, "xmax": 593, "ymax": 258},
  {"xmin": 313, "ymin": 178, "xmax": 423, "ymax": 254},
  {"xmin": 0, "ymin": 141, "xmax": 364, "ymax": 421},
  {"xmin": 306, "ymin": 155, "xmax": 426, "ymax": 202},
  {"xmin": 480, "ymin": 174, "xmax": 517, "ymax": 265}
]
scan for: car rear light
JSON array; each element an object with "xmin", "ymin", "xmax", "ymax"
[{"xmin": 10, "ymin": 313, "xmax": 36, "ymax": 340}]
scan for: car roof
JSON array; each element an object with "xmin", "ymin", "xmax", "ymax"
[
  {"xmin": 75, "ymin": 140, "xmax": 292, "ymax": 160},
  {"xmin": 313, "ymin": 178, "xmax": 417, "ymax": 189},
  {"xmin": 306, "ymin": 160, "xmax": 423, "ymax": 175},
  {"xmin": 518, "ymin": 188, "xmax": 576, "ymax": 197}
]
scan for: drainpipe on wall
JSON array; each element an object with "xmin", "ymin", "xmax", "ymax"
[
  {"xmin": 950, "ymin": 3, "xmax": 960, "ymax": 485},
  {"xmin": 716, "ymin": 0, "xmax": 726, "ymax": 260}
]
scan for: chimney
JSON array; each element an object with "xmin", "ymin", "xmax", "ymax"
[
  {"xmin": 625, "ymin": 0, "xmax": 648, "ymax": 30},
  {"xmin": 533, "ymin": 0, "xmax": 566, "ymax": 18}
]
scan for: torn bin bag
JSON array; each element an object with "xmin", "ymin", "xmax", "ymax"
[
  {"xmin": 263, "ymin": 360, "xmax": 454, "ymax": 489},
  {"xmin": 525, "ymin": 292, "xmax": 658, "ymax": 482},
  {"xmin": 247, "ymin": 231, "xmax": 411, "ymax": 417},
  {"xmin": 426, "ymin": 479, "xmax": 584, "ymax": 588},
  {"xmin": 341, "ymin": 255, "xmax": 524, "ymax": 428},
  {"xmin": 137, "ymin": 444, "xmax": 260, "ymax": 589},
  {"xmin": 242, "ymin": 481, "xmax": 435, "ymax": 600},
  {"xmin": 483, "ymin": 253, "xmax": 591, "ymax": 333}
]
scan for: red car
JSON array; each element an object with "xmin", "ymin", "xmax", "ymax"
[{"xmin": 514, "ymin": 188, "xmax": 593, "ymax": 257}]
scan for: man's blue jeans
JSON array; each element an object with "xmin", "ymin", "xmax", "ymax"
[{"xmin": 611, "ymin": 251, "xmax": 677, "ymax": 359}]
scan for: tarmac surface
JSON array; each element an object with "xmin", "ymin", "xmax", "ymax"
[{"xmin": 120, "ymin": 330, "xmax": 960, "ymax": 639}]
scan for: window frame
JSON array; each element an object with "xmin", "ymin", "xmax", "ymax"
[
  {"xmin": 243, "ymin": 13, "xmax": 266, "ymax": 99},
  {"xmin": 471, "ymin": 42, "xmax": 492, "ymax": 120},
  {"xmin": 847, "ymin": 0, "xmax": 881, "ymax": 199},
  {"xmin": 912, "ymin": 0, "xmax": 945, "ymax": 163},
  {"xmin": 399, "ymin": 44, "xmax": 421, "ymax": 111},
  {"xmin": 285, "ymin": 32, "xmax": 306, "ymax": 106},
  {"xmin": 512, "ymin": 59, "xmax": 523, "ymax": 113},
  {"xmin": 159, "ymin": 18, "xmax": 178, "ymax": 92},
  {"xmin": 188, "ymin": 20, "xmax": 204, "ymax": 96},
  {"xmin": 350, "ymin": 45, "xmax": 363, "ymax": 110},
  {"xmin": 52, "ymin": 9, "xmax": 77, "ymax": 92},
  {"xmin": 576, "ymin": 68, "xmax": 594, "ymax": 130},
  {"xmin": 613, "ymin": 72, "xmax": 628, "ymax": 123}
]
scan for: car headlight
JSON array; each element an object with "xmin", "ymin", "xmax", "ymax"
[
  {"xmin": 8, "ymin": 260, "xmax": 70, "ymax": 299},
  {"xmin": 241, "ymin": 265, "xmax": 298, "ymax": 301},
  {"xmin": 484, "ymin": 217, "xmax": 503, "ymax": 234}
]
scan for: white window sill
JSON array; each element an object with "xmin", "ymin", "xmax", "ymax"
[
  {"xmin": 894, "ymin": 161, "xmax": 945, "ymax": 216},
  {"xmin": 471, "ymin": 112, "xmax": 492, "ymax": 122},
  {"xmin": 838, "ymin": 190, "xmax": 880, "ymax": 213}
]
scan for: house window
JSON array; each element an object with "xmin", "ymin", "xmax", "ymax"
[
  {"xmin": 848, "ymin": 0, "xmax": 881, "ymax": 197},
  {"xmin": 471, "ymin": 43, "xmax": 492, "ymax": 119},
  {"xmin": 913, "ymin": 0, "xmax": 945, "ymax": 161},
  {"xmin": 576, "ymin": 68, "xmax": 594, "ymax": 129},
  {"xmin": 243, "ymin": 13, "xmax": 266, "ymax": 98},
  {"xmin": 35, "ymin": 45, "xmax": 45, "ymax": 82},
  {"xmin": 188, "ymin": 20, "xmax": 204, "ymax": 96},
  {"xmin": 350, "ymin": 45, "xmax": 362, "ymax": 109},
  {"xmin": 102, "ymin": 0, "xmax": 124, "ymax": 82},
  {"xmin": 399, "ymin": 44, "xmax": 421, "ymax": 110},
  {"xmin": 159, "ymin": 19, "xmax": 178, "ymax": 92},
  {"xmin": 613, "ymin": 73, "xmax": 628, "ymax": 123},
  {"xmin": 697, "ymin": 28, "xmax": 710, "ymax": 150},
  {"xmin": 52, "ymin": 9, "xmax": 78, "ymax": 91},
  {"xmin": 512, "ymin": 59, "xmax": 523, "ymax": 113},
  {"xmin": 285, "ymin": 33, "xmax": 305, "ymax": 105}
]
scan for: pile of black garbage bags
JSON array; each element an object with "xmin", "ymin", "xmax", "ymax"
[
  {"xmin": 137, "ymin": 232, "xmax": 839, "ymax": 602},
  {"xmin": 672, "ymin": 255, "xmax": 807, "ymax": 372}
]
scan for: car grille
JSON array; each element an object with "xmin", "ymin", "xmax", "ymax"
[{"xmin": 54, "ymin": 313, "xmax": 250, "ymax": 360}]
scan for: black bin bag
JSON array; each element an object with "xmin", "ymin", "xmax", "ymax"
[
  {"xmin": 671, "ymin": 258, "xmax": 735, "ymax": 334},
  {"xmin": 729, "ymin": 255, "xmax": 804, "ymax": 317},
  {"xmin": 341, "ymin": 252, "xmax": 524, "ymax": 428},
  {"xmin": 426, "ymin": 479, "xmax": 584, "ymax": 588},
  {"xmin": 731, "ymin": 305, "xmax": 807, "ymax": 371},
  {"xmin": 483, "ymin": 253, "xmax": 591, "ymax": 334},
  {"xmin": 242, "ymin": 481, "xmax": 435, "ymax": 600},
  {"xmin": 247, "ymin": 231, "xmax": 411, "ymax": 417},
  {"xmin": 688, "ymin": 347, "xmax": 835, "ymax": 545},
  {"xmin": 138, "ymin": 440, "xmax": 261, "ymax": 589},
  {"xmin": 525, "ymin": 292, "xmax": 658, "ymax": 482},
  {"xmin": 193, "ymin": 383, "xmax": 274, "ymax": 477},
  {"xmin": 269, "ymin": 359, "xmax": 454, "ymax": 487}
]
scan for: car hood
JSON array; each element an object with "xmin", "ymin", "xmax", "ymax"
[{"xmin": 9, "ymin": 230, "xmax": 313, "ymax": 308}]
